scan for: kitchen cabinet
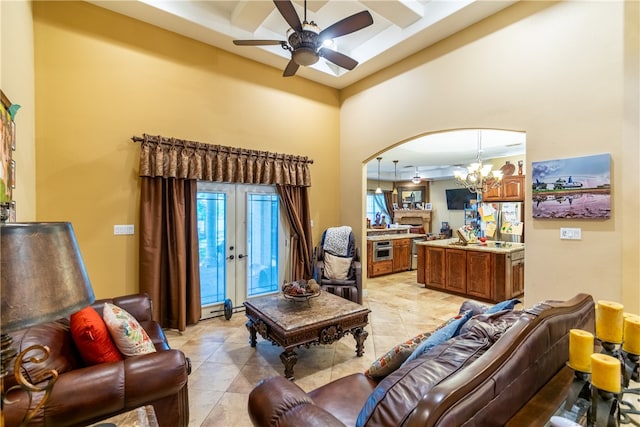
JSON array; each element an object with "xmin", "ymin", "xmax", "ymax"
[
  {"xmin": 466, "ymin": 251, "xmax": 493, "ymax": 300},
  {"xmin": 371, "ymin": 260, "xmax": 393, "ymax": 277},
  {"xmin": 392, "ymin": 238, "xmax": 411, "ymax": 272},
  {"xmin": 510, "ymin": 250, "xmax": 525, "ymax": 297},
  {"xmin": 368, "ymin": 235, "xmax": 421, "ymax": 277},
  {"xmin": 425, "ymin": 246, "xmax": 446, "ymax": 289},
  {"xmin": 445, "ymin": 249, "xmax": 467, "ymax": 293},
  {"xmin": 483, "ymin": 175, "xmax": 525, "ymax": 202},
  {"xmin": 417, "ymin": 240, "xmax": 524, "ymax": 303},
  {"xmin": 417, "ymin": 245, "xmax": 426, "ymax": 284}
]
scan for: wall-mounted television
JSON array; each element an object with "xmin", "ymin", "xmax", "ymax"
[{"xmin": 445, "ymin": 188, "xmax": 477, "ymax": 210}]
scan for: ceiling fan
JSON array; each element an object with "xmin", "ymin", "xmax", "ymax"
[{"xmin": 233, "ymin": 0, "xmax": 373, "ymax": 77}]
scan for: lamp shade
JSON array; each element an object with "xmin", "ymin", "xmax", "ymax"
[{"xmin": 1, "ymin": 222, "xmax": 95, "ymax": 332}]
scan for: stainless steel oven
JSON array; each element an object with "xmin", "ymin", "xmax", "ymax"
[{"xmin": 373, "ymin": 240, "xmax": 393, "ymax": 261}]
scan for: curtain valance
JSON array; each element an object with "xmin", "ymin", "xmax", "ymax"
[{"xmin": 134, "ymin": 134, "xmax": 312, "ymax": 187}]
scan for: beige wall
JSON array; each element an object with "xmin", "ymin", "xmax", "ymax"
[
  {"xmin": 1, "ymin": 0, "xmax": 36, "ymax": 220},
  {"xmin": 341, "ymin": 1, "xmax": 639, "ymax": 311},
  {"xmin": 32, "ymin": 1, "xmax": 341, "ymax": 298},
  {"xmin": 8, "ymin": 1, "xmax": 639, "ymax": 312}
]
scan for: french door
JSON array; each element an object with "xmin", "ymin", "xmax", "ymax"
[{"xmin": 196, "ymin": 182, "xmax": 289, "ymax": 320}]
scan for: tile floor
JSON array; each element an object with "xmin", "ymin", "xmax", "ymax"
[{"xmin": 166, "ymin": 270, "xmax": 470, "ymax": 427}]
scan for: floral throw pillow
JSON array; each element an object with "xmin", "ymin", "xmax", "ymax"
[
  {"xmin": 102, "ymin": 303, "xmax": 156, "ymax": 357},
  {"xmin": 365, "ymin": 315, "xmax": 462, "ymax": 379},
  {"xmin": 365, "ymin": 331, "xmax": 432, "ymax": 379}
]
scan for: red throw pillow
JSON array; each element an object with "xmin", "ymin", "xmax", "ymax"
[{"xmin": 70, "ymin": 306, "xmax": 123, "ymax": 365}]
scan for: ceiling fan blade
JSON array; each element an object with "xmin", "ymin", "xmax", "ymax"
[
  {"xmin": 319, "ymin": 10, "xmax": 373, "ymax": 41},
  {"xmin": 283, "ymin": 59, "xmax": 299, "ymax": 77},
  {"xmin": 273, "ymin": 0, "xmax": 302, "ymax": 32},
  {"xmin": 233, "ymin": 40, "xmax": 284, "ymax": 46},
  {"xmin": 319, "ymin": 48, "xmax": 358, "ymax": 70}
]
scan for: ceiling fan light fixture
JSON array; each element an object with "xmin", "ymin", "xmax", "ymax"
[
  {"xmin": 292, "ymin": 48, "xmax": 319, "ymax": 66},
  {"xmin": 234, "ymin": 0, "xmax": 373, "ymax": 77},
  {"xmin": 321, "ymin": 38, "xmax": 334, "ymax": 47}
]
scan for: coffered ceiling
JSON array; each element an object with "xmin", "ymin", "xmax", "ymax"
[{"xmin": 88, "ymin": 0, "xmax": 516, "ymax": 89}]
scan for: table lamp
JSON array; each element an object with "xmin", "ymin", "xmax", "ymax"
[{"xmin": 1, "ymin": 222, "xmax": 95, "ymax": 426}]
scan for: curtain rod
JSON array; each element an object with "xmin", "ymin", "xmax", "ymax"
[{"xmin": 132, "ymin": 135, "xmax": 313, "ymax": 164}]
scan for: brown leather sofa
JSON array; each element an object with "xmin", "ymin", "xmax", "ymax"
[
  {"xmin": 3, "ymin": 294, "xmax": 191, "ymax": 427},
  {"xmin": 248, "ymin": 293, "xmax": 594, "ymax": 427}
]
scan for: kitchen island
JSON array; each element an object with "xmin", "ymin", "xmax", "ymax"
[{"xmin": 416, "ymin": 238, "xmax": 524, "ymax": 303}]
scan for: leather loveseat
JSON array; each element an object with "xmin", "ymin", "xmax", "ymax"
[
  {"xmin": 3, "ymin": 294, "xmax": 191, "ymax": 427},
  {"xmin": 248, "ymin": 293, "xmax": 594, "ymax": 427}
]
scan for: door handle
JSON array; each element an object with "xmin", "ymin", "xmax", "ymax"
[
  {"xmin": 227, "ymin": 255, "xmax": 235, "ymax": 260},
  {"xmin": 238, "ymin": 254, "xmax": 247, "ymax": 259}
]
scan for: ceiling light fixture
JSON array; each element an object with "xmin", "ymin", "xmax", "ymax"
[
  {"xmin": 453, "ymin": 130, "xmax": 503, "ymax": 194},
  {"xmin": 375, "ymin": 157, "xmax": 383, "ymax": 194},
  {"xmin": 411, "ymin": 167, "xmax": 422, "ymax": 185},
  {"xmin": 392, "ymin": 160, "xmax": 399, "ymax": 195}
]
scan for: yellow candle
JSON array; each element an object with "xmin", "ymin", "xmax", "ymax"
[
  {"xmin": 590, "ymin": 353, "xmax": 621, "ymax": 393},
  {"xmin": 622, "ymin": 314, "xmax": 640, "ymax": 355},
  {"xmin": 595, "ymin": 300, "xmax": 624, "ymax": 343},
  {"xmin": 568, "ymin": 329, "xmax": 594, "ymax": 372}
]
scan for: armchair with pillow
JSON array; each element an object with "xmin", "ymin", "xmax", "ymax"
[
  {"xmin": 313, "ymin": 226, "xmax": 362, "ymax": 304},
  {"xmin": 3, "ymin": 293, "xmax": 190, "ymax": 427}
]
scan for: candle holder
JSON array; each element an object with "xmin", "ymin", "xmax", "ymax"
[
  {"xmin": 588, "ymin": 386, "xmax": 620, "ymax": 427},
  {"xmin": 619, "ymin": 350, "xmax": 640, "ymax": 426},
  {"xmin": 596, "ymin": 340, "xmax": 640, "ymax": 426},
  {"xmin": 563, "ymin": 370, "xmax": 592, "ymax": 422}
]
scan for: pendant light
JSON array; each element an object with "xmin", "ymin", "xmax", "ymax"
[
  {"xmin": 392, "ymin": 160, "xmax": 398, "ymax": 195},
  {"xmin": 411, "ymin": 167, "xmax": 422, "ymax": 184},
  {"xmin": 375, "ymin": 157, "xmax": 383, "ymax": 194}
]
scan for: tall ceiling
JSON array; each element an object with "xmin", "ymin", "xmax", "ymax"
[
  {"xmin": 88, "ymin": 0, "xmax": 516, "ymax": 89},
  {"xmin": 86, "ymin": 1, "xmax": 524, "ymax": 180}
]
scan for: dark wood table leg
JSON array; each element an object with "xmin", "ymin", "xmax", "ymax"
[
  {"xmin": 246, "ymin": 320, "xmax": 257, "ymax": 348},
  {"xmin": 352, "ymin": 327, "xmax": 368, "ymax": 357},
  {"xmin": 280, "ymin": 349, "xmax": 298, "ymax": 380}
]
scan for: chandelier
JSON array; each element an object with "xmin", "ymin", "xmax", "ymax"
[
  {"xmin": 454, "ymin": 130, "xmax": 503, "ymax": 194},
  {"xmin": 411, "ymin": 167, "xmax": 422, "ymax": 184}
]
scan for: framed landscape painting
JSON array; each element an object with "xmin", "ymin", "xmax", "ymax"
[{"xmin": 531, "ymin": 153, "xmax": 611, "ymax": 219}]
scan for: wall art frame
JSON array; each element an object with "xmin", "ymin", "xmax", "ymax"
[{"xmin": 531, "ymin": 153, "xmax": 611, "ymax": 219}]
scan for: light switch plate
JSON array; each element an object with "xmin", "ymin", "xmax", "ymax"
[
  {"xmin": 560, "ymin": 227, "xmax": 581, "ymax": 240},
  {"xmin": 114, "ymin": 224, "xmax": 134, "ymax": 235}
]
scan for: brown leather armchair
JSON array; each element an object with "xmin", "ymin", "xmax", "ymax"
[
  {"xmin": 2, "ymin": 294, "xmax": 191, "ymax": 427},
  {"xmin": 313, "ymin": 228, "xmax": 362, "ymax": 304}
]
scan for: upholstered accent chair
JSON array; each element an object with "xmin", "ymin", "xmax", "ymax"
[{"xmin": 313, "ymin": 227, "xmax": 362, "ymax": 304}]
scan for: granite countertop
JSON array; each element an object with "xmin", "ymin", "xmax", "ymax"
[
  {"xmin": 416, "ymin": 238, "xmax": 525, "ymax": 254},
  {"xmin": 367, "ymin": 233, "xmax": 427, "ymax": 241}
]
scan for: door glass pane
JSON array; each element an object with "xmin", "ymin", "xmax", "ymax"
[
  {"xmin": 246, "ymin": 193, "xmax": 279, "ymax": 297},
  {"xmin": 196, "ymin": 192, "xmax": 226, "ymax": 305}
]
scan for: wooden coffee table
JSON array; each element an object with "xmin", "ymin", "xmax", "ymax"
[{"xmin": 244, "ymin": 291, "xmax": 370, "ymax": 380}]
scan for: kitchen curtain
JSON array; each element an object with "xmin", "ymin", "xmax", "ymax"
[{"xmin": 136, "ymin": 134, "xmax": 313, "ymax": 330}]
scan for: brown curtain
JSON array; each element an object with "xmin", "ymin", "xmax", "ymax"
[
  {"xmin": 277, "ymin": 185, "xmax": 313, "ymax": 280},
  {"xmin": 139, "ymin": 177, "xmax": 201, "ymax": 330},
  {"xmin": 136, "ymin": 134, "xmax": 313, "ymax": 330},
  {"xmin": 137, "ymin": 134, "xmax": 312, "ymax": 186}
]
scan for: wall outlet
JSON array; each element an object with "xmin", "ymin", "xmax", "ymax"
[
  {"xmin": 560, "ymin": 227, "xmax": 581, "ymax": 240},
  {"xmin": 114, "ymin": 224, "xmax": 134, "ymax": 235}
]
